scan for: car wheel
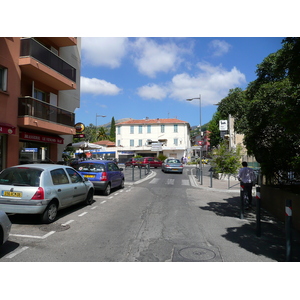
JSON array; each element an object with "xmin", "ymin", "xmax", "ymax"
[
  {"xmin": 119, "ymin": 179, "xmax": 124, "ymax": 189},
  {"xmin": 41, "ymin": 201, "xmax": 58, "ymax": 224},
  {"xmin": 85, "ymin": 190, "xmax": 94, "ymax": 205},
  {"xmin": 103, "ymin": 183, "xmax": 111, "ymax": 196}
]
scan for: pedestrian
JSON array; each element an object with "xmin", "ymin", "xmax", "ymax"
[
  {"xmin": 237, "ymin": 161, "xmax": 256, "ymax": 209},
  {"xmin": 183, "ymin": 157, "xmax": 187, "ymax": 164}
]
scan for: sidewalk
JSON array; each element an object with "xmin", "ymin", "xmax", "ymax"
[
  {"xmin": 189, "ymin": 166, "xmax": 241, "ymax": 193},
  {"xmin": 187, "ymin": 165, "xmax": 300, "ymax": 262}
]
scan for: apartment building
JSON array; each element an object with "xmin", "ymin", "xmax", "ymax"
[
  {"xmin": 0, "ymin": 37, "xmax": 81, "ymax": 170},
  {"xmin": 115, "ymin": 118, "xmax": 191, "ymax": 162}
]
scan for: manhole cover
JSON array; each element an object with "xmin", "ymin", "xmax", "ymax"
[
  {"xmin": 178, "ymin": 247, "xmax": 216, "ymax": 261},
  {"xmin": 39, "ymin": 223, "xmax": 70, "ymax": 232}
]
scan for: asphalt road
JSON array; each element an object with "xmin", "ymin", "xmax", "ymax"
[{"xmin": 0, "ymin": 166, "xmax": 288, "ymax": 262}]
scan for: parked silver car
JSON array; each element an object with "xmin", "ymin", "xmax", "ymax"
[
  {"xmin": 162, "ymin": 158, "xmax": 183, "ymax": 174},
  {"xmin": 0, "ymin": 210, "xmax": 11, "ymax": 246},
  {"xmin": 0, "ymin": 164, "xmax": 94, "ymax": 223}
]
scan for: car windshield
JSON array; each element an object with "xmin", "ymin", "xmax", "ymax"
[
  {"xmin": 0, "ymin": 167, "xmax": 42, "ymax": 186},
  {"xmin": 167, "ymin": 159, "xmax": 181, "ymax": 164},
  {"xmin": 76, "ymin": 163, "xmax": 105, "ymax": 172}
]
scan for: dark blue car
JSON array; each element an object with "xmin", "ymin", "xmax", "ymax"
[{"xmin": 75, "ymin": 160, "xmax": 124, "ymax": 195}]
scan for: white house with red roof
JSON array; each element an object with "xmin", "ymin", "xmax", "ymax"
[{"xmin": 115, "ymin": 118, "xmax": 191, "ymax": 162}]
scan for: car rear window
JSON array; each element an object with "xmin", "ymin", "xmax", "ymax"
[
  {"xmin": 0, "ymin": 167, "xmax": 42, "ymax": 186},
  {"xmin": 76, "ymin": 163, "xmax": 105, "ymax": 172}
]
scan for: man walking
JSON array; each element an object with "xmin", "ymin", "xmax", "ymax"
[{"xmin": 237, "ymin": 162, "xmax": 256, "ymax": 209}]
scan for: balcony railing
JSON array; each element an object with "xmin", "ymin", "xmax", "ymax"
[
  {"xmin": 20, "ymin": 38, "xmax": 76, "ymax": 82},
  {"xmin": 18, "ymin": 97, "xmax": 75, "ymax": 127}
]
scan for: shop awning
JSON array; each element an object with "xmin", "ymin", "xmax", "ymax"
[{"xmin": 0, "ymin": 122, "xmax": 16, "ymax": 135}]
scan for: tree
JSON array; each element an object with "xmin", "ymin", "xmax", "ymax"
[
  {"xmin": 110, "ymin": 117, "xmax": 116, "ymax": 142},
  {"xmin": 211, "ymin": 141, "xmax": 242, "ymax": 175},
  {"xmin": 97, "ymin": 126, "xmax": 110, "ymax": 141},
  {"xmin": 207, "ymin": 111, "xmax": 222, "ymax": 148}
]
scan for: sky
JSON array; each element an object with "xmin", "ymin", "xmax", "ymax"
[{"xmin": 77, "ymin": 37, "xmax": 284, "ymax": 128}]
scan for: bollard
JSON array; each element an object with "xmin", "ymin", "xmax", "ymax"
[
  {"xmin": 131, "ymin": 165, "xmax": 134, "ymax": 181},
  {"xmin": 285, "ymin": 199, "xmax": 292, "ymax": 262},
  {"xmin": 256, "ymin": 186, "xmax": 261, "ymax": 237},
  {"xmin": 210, "ymin": 170, "xmax": 213, "ymax": 188},
  {"xmin": 240, "ymin": 184, "xmax": 244, "ymax": 219},
  {"xmin": 139, "ymin": 165, "xmax": 142, "ymax": 178}
]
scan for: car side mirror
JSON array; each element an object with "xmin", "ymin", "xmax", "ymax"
[
  {"xmin": 119, "ymin": 168, "xmax": 123, "ymax": 171},
  {"xmin": 84, "ymin": 177, "xmax": 89, "ymax": 182}
]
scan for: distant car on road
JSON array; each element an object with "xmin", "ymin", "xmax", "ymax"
[
  {"xmin": 162, "ymin": 158, "xmax": 183, "ymax": 174},
  {"xmin": 0, "ymin": 164, "xmax": 94, "ymax": 223},
  {"xmin": 141, "ymin": 157, "xmax": 162, "ymax": 168},
  {"xmin": 125, "ymin": 157, "xmax": 143, "ymax": 168},
  {"xmin": 75, "ymin": 160, "xmax": 124, "ymax": 196},
  {"xmin": 0, "ymin": 210, "xmax": 11, "ymax": 246}
]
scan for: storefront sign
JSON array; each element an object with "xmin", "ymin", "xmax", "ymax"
[
  {"xmin": 20, "ymin": 132, "xmax": 64, "ymax": 144},
  {"xmin": 0, "ymin": 123, "xmax": 16, "ymax": 135},
  {"xmin": 75, "ymin": 122, "xmax": 85, "ymax": 133}
]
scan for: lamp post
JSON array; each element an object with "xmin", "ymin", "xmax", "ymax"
[
  {"xmin": 187, "ymin": 95, "xmax": 203, "ymax": 185},
  {"xmin": 95, "ymin": 114, "xmax": 106, "ymax": 128}
]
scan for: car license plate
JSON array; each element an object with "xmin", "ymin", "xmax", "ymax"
[
  {"xmin": 172, "ymin": 169, "xmax": 178, "ymax": 171},
  {"xmin": 84, "ymin": 175, "xmax": 95, "ymax": 178},
  {"xmin": 2, "ymin": 191, "xmax": 23, "ymax": 197}
]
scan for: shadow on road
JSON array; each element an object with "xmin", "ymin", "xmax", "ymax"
[{"xmin": 200, "ymin": 195, "xmax": 300, "ymax": 262}]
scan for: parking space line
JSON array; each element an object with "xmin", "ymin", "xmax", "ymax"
[
  {"xmin": 9, "ymin": 231, "xmax": 55, "ymax": 240},
  {"xmin": 91, "ymin": 206, "xmax": 98, "ymax": 210},
  {"xmin": 62, "ymin": 220, "xmax": 74, "ymax": 226},
  {"xmin": 5, "ymin": 246, "xmax": 29, "ymax": 259},
  {"xmin": 78, "ymin": 212, "xmax": 87, "ymax": 217},
  {"xmin": 100, "ymin": 201, "xmax": 106, "ymax": 204}
]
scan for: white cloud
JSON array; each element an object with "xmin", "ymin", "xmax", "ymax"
[
  {"xmin": 167, "ymin": 62, "xmax": 246, "ymax": 105},
  {"xmin": 209, "ymin": 39, "xmax": 232, "ymax": 57},
  {"xmin": 137, "ymin": 84, "xmax": 168, "ymax": 100},
  {"xmin": 80, "ymin": 76, "xmax": 122, "ymax": 95},
  {"xmin": 131, "ymin": 38, "xmax": 187, "ymax": 78},
  {"xmin": 81, "ymin": 37, "xmax": 129, "ymax": 68}
]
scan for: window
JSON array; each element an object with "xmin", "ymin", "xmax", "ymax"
[
  {"xmin": 117, "ymin": 127, "xmax": 121, "ymax": 135},
  {"xmin": 130, "ymin": 139, "xmax": 134, "ymax": 147},
  {"xmin": 174, "ymin": 138, "xmax": 178, "ymax": 146},
  {"xmin": 66, "ymin": 168, "xmax": 83, "ymax": 183},
  {"xmin": 138, "ymin": 125, "xmax": 143, "ymax": 134},
  {"xmin": 161, "ymin": 125, "xmax": 165, "ymax": 133},
  {"xmin": 0, "ymin": 66, "xmax": 8, "ymax": 92},
  {"xmin": 138, "ymin": 139, "xmax": 142, "ymax": 146},
  {"xmin": 51, "ymin": 168, "xmax": 69, "ymax": 185},
  {"xmin": 130, "ymin": 125, "xmax": 134, "ymax": 134},
  {"xmin": 147, "ymin": 125, "xmax": 151, "ymax": 133},
  {"xmin": 117, "ymin": 140, "xmax": 121, "ymax": 146},
  {"xmin": 34, "ymin": 88, "xmax": 46, "ymax": 102},
  {"xmin": 174, "ymin": 124, "xmax": 178, "ymax": 133}
]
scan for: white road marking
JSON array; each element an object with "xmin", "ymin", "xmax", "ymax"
[
  {"xmin": 5, "ymin": 246, "xmax": 29, "ymax": 259},
  {"xmin": 78, "ymin": 212, "xmax": 87, "ymax": 217},
  {"xmin": 149, "ymin": 178, "xmax": 160, "ymax": 184},
  {"xmin": 91, "ymin": 206, "xmax": 98, "ymax": 210},
  {"xmin": 166, "ymin": 179, "xmax": 175, "ymax": 185},
  {"xmin": 62, "ymin": 220, "xmax": 74, "ymax": 226},
  {"xmin": 100, "ymin": 201, "xmax": 106, "ymax": 204},
  {"xmin": 182, "ymin": 179, "xmax": 190, "ymax": 185},
  {"xmin": 9, "ymin": 231, "xmax": 55, "ymax": 239}
]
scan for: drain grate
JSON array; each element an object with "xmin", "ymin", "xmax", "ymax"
[
  {"xmin": 39, "ymin": 223, "xmax": 70, "ymax": 232},
  {"xmin": 178, "ymin": 247, "xmax": 216, "ymax": 261},
  {"xmin": 172, "ymin": 244, "xmax": 222, "ymax": 262}
]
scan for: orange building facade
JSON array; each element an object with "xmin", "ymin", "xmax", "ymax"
[{"xmin": 0, "ymin": 37, "xmax": 81, "ymax": 170}]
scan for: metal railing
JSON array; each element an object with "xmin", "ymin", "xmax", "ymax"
[
  {"xmin": 20, "ymin": 38, "xmax": 76, "ymax": 82},
  {"xmin": 18, "ymin": 97, "xmax": 75, "ymax": 127}
]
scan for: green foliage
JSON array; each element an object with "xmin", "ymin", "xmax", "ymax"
[
  {"xmin": 110, "ymin": 117, "xmax": 116, "ymax": 142},
  {"xmin": 207, "ymin": 112, "xmax": 222, "ymax": 148},
  {"xmin": 158, "ymin": 154, "xmax": 167, "ymax": 162},
  {"xmin": 211, "ymin": 141, "xmax": 242, "ymax": 175}
]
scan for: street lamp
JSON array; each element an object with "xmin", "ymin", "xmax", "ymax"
[
  {"xmin": 95, "ymin": 114, "xmax": 106, "ymax": 128},
  {"xmin": 187, "ymin": 95, "xmax": 203, "ymax": 185}
]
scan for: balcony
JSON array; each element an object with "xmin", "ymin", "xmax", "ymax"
[
  {"xmin": 18, "ymin": 97, "xmax": 75, "ymax": 135},
  {"xmin": 19, "ymin": 38, "xmax": 76, "ymax": 90}
]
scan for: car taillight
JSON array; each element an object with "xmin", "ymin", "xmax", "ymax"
[
  {"xmin": 31, "ymin": 187, "xmax": 45, "ymax": 200},
  {"xmin": 100, "ymin": 172, "xmax": 108, "ymax": 181}
]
